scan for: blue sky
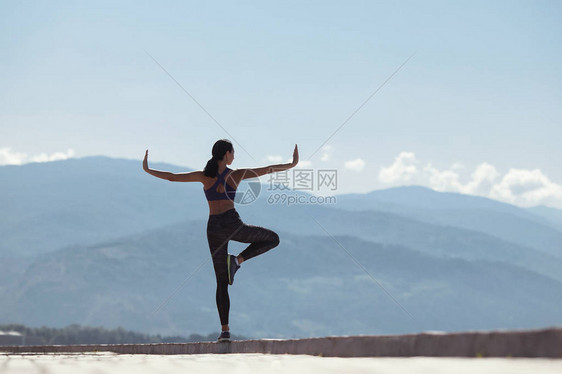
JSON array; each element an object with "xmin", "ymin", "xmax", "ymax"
[{"xmin": 1, "ymin": 1, "xmax": 561, "ymax": 207}]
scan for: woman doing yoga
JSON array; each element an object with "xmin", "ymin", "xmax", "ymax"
[{"xmin": 143, "ymin": 139, "xmax": 299, "ymax": 342}]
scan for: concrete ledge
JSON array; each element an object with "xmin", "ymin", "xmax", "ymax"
[{"xmin": 1, "ymin": 327, "xmax": 561, "ymax": 358}]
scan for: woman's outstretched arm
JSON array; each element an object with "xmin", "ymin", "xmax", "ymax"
[
  {"xmin": 143, "ymin": 150, "xmax": 204, "ymax": 182},
  {"xmin": 240, "ymin": 144, "xmax": 299, "ymax": 178}
]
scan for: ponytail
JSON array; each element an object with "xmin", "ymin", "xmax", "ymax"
[{"xmin": 204, "ymin": 157, "xmax": 219, "ymax": 178}]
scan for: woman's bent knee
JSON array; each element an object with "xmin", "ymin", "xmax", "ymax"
[{"xmin": 271, "ymin": 232, "xmax": 280, "ymax": 247}]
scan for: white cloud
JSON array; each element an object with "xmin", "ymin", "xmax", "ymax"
[
  {"xmin": 421, "ymin": 161, "xmax": 500, "ymax": 195},
  {"xmin": 265, "ymin": 155, "xmax": 284, "ymax": 163},
  {"xmin": 378, "ymin": 152, "xmax": 418, "ymax": 183},
  {"xmin": 265, "ymin": 154, "xmax": 312, "ymax": 168},
  {"xmin": 423, "ymin": 163, "xmax": 462, "ymax": 192},
  {"xmin": 31, "ymin": 149, "xmax": 75, "ymax": 163},
  {"xmin": 320, "ymin": 145, "xmax": 332, "ymax": 162},
  {"xmin": 450, "ymin": 162, "xmax": 465, "ymax": 171},
  {"xmin": 295, "ymin": 159, "xmax": 313, "ymax": 168},
  {"xmin": 379, "ymin": 151, "xmax": 562, "ymax": 208},
  {"xmin": 0, "ymin": 148, "xmax": 28, "ymax": 165},
  {"xmin": 345, "ymin": 158, "xmax": 365, "ymax": 172},
  {"xmin": 490, "ymin": 168, "xmax": 562, "ymax": 208},
  {"xmin": 282, "ymin": 157, "xmax": 312, "ymax": 168},
  {"xmin": 0, "ymin": 147, "xmax": 75, "ymax": 166},
  {"xmin": 462, "ymin": 162, "xmax": 500, "ymax": 195}
]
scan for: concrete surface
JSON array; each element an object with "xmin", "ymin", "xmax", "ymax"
[
  {"xmin": 1, "ymin": 353, "xmax": 561, "ymax": 374},
  {"xmin": 1, "ymin": 327, "xmax": 560, "ymax": 358}
]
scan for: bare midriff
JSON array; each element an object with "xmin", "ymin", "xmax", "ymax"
[{"xmin": 207, "ymin": 199, "xmax": 235, "ymax": 216}]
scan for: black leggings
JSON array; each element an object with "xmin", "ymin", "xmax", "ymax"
[{"xmin": 206, "ymin": 208, "xmax": 280, "ymax": 326}]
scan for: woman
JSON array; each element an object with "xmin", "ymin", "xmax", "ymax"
[{"xmin": 143, "ymin": 139, "xmax": 299, "ymax": 342}]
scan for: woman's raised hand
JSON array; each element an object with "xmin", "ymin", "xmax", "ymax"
[
  {"xmin": 143, "ymin": 149, "xmax": 149, "ymax": 172},
  {"xmin": 291, "ymin": 144, "xmax": 299, "ymax": 167}
]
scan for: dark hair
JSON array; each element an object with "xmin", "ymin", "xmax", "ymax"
[{"xmin": 203, "ymin": 139, "xmax": 233, "ymax": 178}]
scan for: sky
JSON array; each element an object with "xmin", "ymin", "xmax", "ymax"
[{"xmin": 1, "ymin": 1, "xmax": 561, "ymax": 208}]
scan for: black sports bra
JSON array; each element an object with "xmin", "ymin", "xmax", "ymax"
[{"xmin": 204, "ymin": 167, "xmax": 236, "ymax": 201}]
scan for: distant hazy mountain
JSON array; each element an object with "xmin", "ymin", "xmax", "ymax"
[
  {"xmin": 3, "ymin": 220, "xmax": 561, "ymax": 338},
  {"xmin": 0, "ymin": 157, "xmax": 205, "ymax": 256},
  {"xmin": 337, "ymin": 185, "xmax": 544, "ymax": 218},
  {"xmin": 527, "ymin": 205, "xmax": 562, "ymax": 232},
  {"xmin": 2, "ymin": 157, "xmax": 561, "ymax": 337},
  {"xmin": 334, "ymin": 186, "xmax": 562, "ymax": 260},
  {"xmin": 3, "ymin": 157, "xmax": 560, "ymax": 263},
  {"xmin": 238, "ymin": 203, "xmax": 562, "ymax": 283}
]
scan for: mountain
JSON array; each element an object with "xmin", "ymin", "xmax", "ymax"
[
  {"xmin": 334, "ymin": 186, "xmax": 562, "ymax": 259},
  {"xmin": 337, "ymin": 185, "xmax": 544, "ymax": 217},
  {"xmin": 527, "ymin": 205, "xmax": 562, "ymax": 232},
  {"xmin": 3, "ymin": 220, "xmax": 561, "ymax": 338},
  {"xmin": 3, "ymin": 157, "xmax": 561, "ymax": 266},
  {"xmin": 0, "ymin": 156, "xmax": 206, "ymax": 257},
  {"xmin": 238, "ymin": 203, "xmax": 562, "ymax": 283},
  {"xmin": 2, "ymin": 156, "xmax": 562, "ymax": 337},
  {"xmin": 3, "ymin": 156, "xmax": 562, "ymax": 284}
]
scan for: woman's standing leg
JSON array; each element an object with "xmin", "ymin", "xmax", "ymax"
[{"xmin": 207, "ymin": 217, "xmax": 233, "ymax": 331}]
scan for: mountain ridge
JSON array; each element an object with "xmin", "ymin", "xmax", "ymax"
[{"xmin": 2, "ymin": 156, "xmax": 561, "ymax": 337}]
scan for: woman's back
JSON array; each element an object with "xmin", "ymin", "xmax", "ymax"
[{"xmin": 203, "ymin": 168, "xmax": 239, "ymax": 215}]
